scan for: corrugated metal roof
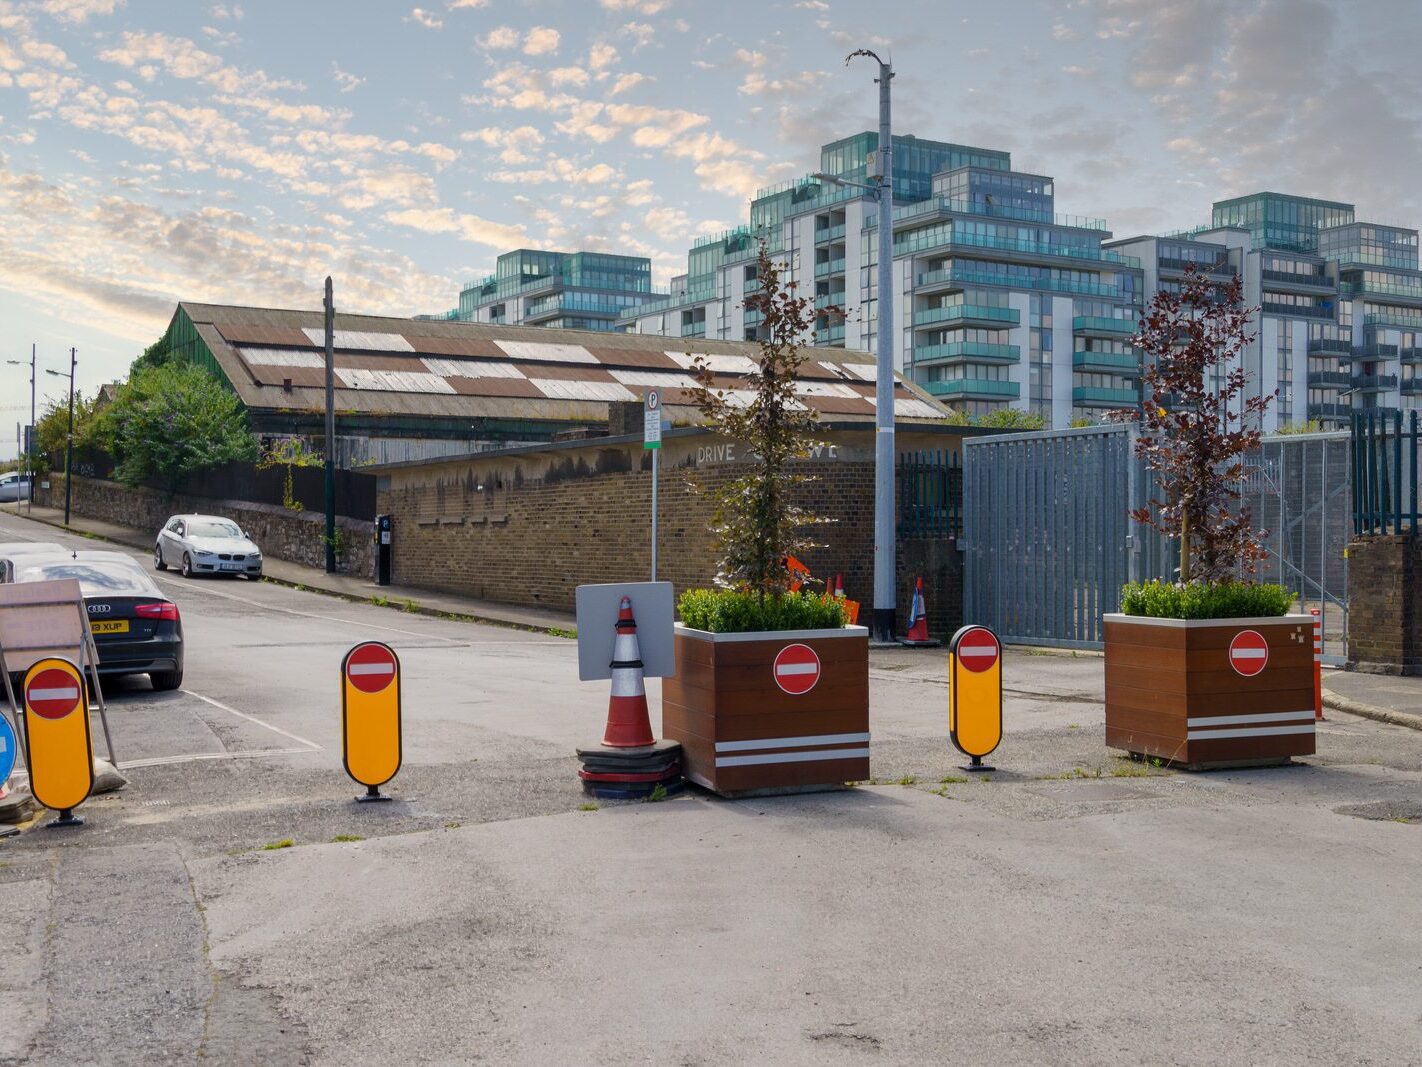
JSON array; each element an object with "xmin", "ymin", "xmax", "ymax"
[{"xmin": 175, "ymin": 301, "xmax": 955, "ymax": 425}]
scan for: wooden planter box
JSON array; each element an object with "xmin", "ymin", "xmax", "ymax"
[
  {"xmin": 1104, "ymin": 613, "xmax": 1316, "ymax": 769},
  {"xmin": 662, "ymin": 624, "xmax": 870, "ymax": 797}
]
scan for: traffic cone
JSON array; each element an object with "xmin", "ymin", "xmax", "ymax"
[
  {"xmin": 603, "ymin": 595, "xmax": 656, "ymax": 748},
  {"xmin": 834, "ymin": 574, "xmax": 845, "ymax": 600},
  {"xmin": 899, "ymin": 577, "xmax": 939, "ymax": 647}
]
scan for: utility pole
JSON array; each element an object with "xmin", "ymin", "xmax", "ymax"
[
  {"xmin": 63, "ymin": 347, "xmax": 75, "ymax": 526},
  {"xmin": 323, "ymin": 277, "xmax": 337, "ymax": 574},
  {"xmin": 4, "ymin": 343, "xmax": 35, "ymax": 512},
  {"xmin": 848, "ymin": 48, "xmax": 897, "ymax": 644}
]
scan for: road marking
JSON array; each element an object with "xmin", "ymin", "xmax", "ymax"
[{"xmin": 181, "ymin": 689, "xmax": 323, "ymax": 751}]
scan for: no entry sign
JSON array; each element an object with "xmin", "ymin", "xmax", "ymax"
[
  {"xmin": 773, "ymin": 644, "xmax": 821, "ymax": 696},
  {"xmin": 25, "ymin": 667, "xmax": 83, "ymax": 720},
  {"xmin": 955, "ymin": 628, "xmax": 1000, "ymax": 674},
  {"xmin": 346, "ymin": 642, "xmax": 397, "ymax": 694},
  {"xmin": 1228, "ymin": 630, "xmax": 1269, "ymax": 677}
]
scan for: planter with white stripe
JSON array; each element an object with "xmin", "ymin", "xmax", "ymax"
[
  {"xmin": 662, "ymin": 623, "xmax": 870, "ymax": 796},
  {"xmin": 1104, "ymin": 613, "xmax": 1316, "ymax": 769}
]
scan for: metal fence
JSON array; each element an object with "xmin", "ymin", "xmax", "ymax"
[
  {"xmin": 897, "ymin": 450, "xmax": 962, "ymax": 539},
  {"xmin": 1352, "ymin": 410, "xmax": 1421, "ymax": 534},
  {"xmin": 963, "ymin": 426, "xmax": 1352, "ymax": 660}
]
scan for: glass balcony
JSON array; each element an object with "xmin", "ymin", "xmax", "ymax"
[
  {"xmin": 815, "ymin": 223, "xmax": 847, "ymax": 243},
  {"xmin": 1339, "ymin": 279, "xmax": 1422, "ymax": 302},
  {"xmin": 893, "ymin": 227, "xmax": 1141, "ymax": 268},
  {"xmin": 1307, "ymin": 336, "xmax": 1353, "ymax": 356},
  {"xmin": 1308, "ymin": 402, "xmax": 1352, "ymax": 420},
  {"xmin": 1352, "ymin": 373, "xmax": 1399, "ymax": 392},
  {"xmin": 921, "ymin": 379, "xmax": 1021, "ymax": 399},
  {"xmin": 914, "ymin": 267, "xmax": 1133, "ymax": 301},
  {"xmin": 814, "ymin": 293, "xmax": 846, "ymax": 311},
  {"xmin": 1260, "ymin": 269, "xmax": 1332, "ymax": 290},
  {"xmin": 1306, "ymin": 371, "xmax": 1351, "ymax": 390},
  {"xmin": 1073, "ymin": 316, "xmax": 1137, "ymax": 336},
  {"xmin": 1157, "ymin": 256, "xmax": 1235, "ymax": 277},
  {"xmin": 681, "ymin": 321, "xmax": 707, "ymax": 338},
  {"xmin": 1073, "ymin": 386, "xmax": 1139, "ymax": 407},
  {"xmin": 814, "ymin": 324, "xmax": 846, "ymax": 344},
  {"xmin": 1366, "ymin": 311, "xmax": 1422, "ymax": 330},
  {"xmin": 1072, "ymin": 351, "xmax": 1140, "ymax": 375},
  {"xmin": 913, "ymin": 342, "xmax": 1021, "ymax": 366},
  {"xmin": 1402, "ymin": 347, "xmax": 1422, "ymax": 364},
  {"xmin": 912, "ymin": 304, "xmax": 1020, "ymax": 329},
  {"xmin": 887, "ymin": 195, "xmax": 1107, "ymax": 231},
  {"xmin": 1260, "ymin": 302, "xmax": 1336, "ymax": 320},
  {"xmin": 1402, "ymin": 379, "xmax": 1422, "ymax": 395},
  {"xmin": 814, "ymin": 258, "xmax": 846, "ymax": 278}
]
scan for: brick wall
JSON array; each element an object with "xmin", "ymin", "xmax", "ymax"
[
  {"xmin": 38, "ymin": 473, "xmax": 375, "ymax": 578},
  {"xmin": 1347, "ymin": 534, "xmax": 1419, "ymax": 673},
  {"xmin": 379, "ymin": 428, "xmax": 965, "ymax": 638}
]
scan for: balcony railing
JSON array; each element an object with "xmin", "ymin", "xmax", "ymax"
[
  {"xmin": 1261, "ymin": 302, "xmax": 1336, "ymax": 320},
  {"xmin": 1073, "ymin": 316, "xmax": 1136, "ymax": 335},
  {"xmin": 1339, "ymin": 280, "xmax": 1422, "ymax": 302},
  {"xmin": 1353, "ymin": 373, "xmax": 1399, "ymax": 392},
  {"xmin": 1261, "ymin": 268, "xmax": 1331, "ymax": 288},
  {"xmin": 913, "ymin": 342, "xmax": 1021, "ymax": 365},
  {"xmin": 813, "ymin": 293, "xmax": 845, "ymax": 311},
  {"xmin": 681, "ymin": 322, "xmax": 707, "ymax": 338},
  {"xmin": 912, "ymin": 304, "xmax": 1020, "ymax": 328},
  {"xmin": 815, "ymin": 223, "xmax": 847, "ymax": 243},
  {"xmin": 1402, "ymin": 379, "xmax": 1422, "ymax": 395},
  {"xmin": 886, "ymin": 195, "xmax": 1107, "ymax": 231},
  {"xmin": 921, "ymin": 379, "xmax": 1021, "ymax": 399},
  {"xmin": 1308, "ymin": 402, "xmax": 1352, "ymax": 420},
  {"xmin": 1365, "ymin": 312, "xmax": 1422, "ymax": 330},
  {"xmin": 1072, "ymin": 351, "xmax": 1140, "ymax": 374},
  {"xmin": 814, "ymin": 324, "xmax": 846, "ymax": 344},
  {"xmin": 1307, "ymin": 336, "xmax": 1353, "ymax": 356},
  {"xmin": 1073, "ymin": 386, "xmax": 1139, "ymax": 407},
  {"xmin": 891, "ymin": 226, "xmax": 1142, "ymax": 267},
  {"xmin": 814, "ymin": 258, "xmax": 846, "ymax": 277},
  {"xmin": 1306, "ymin": 371, "xmax": 1351, "ymax": 390},
  {"xmin": 913, "ymin": 267, "xmax": 1134, "ymax": 302}
]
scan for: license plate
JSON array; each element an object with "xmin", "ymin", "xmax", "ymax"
[
  {"xmin": 90, "ymin": 619, "xmax": 130, "ymax": 635},
  {"xmin": 220, "ymin": 562, "xmax": 245, "ymax": 571}
]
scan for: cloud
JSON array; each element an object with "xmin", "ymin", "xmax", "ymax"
[
  {"xmin": 331, "ymin": 62, "xmax": 363, "ymax": 93},
  {"xmin": 622, "ymin": 22, "xmax": 655, "ymax": 49},
  {"xmin": 479, "ymin": 25, "xmax": 519, "ymax": 49},
  {"xmin": 599, "ymin": 0, "xmax": 668, "ymax": 12},
  {"xmin": 522, "ymin": 26, "xmax": 560, "ymax": 56},
  {"xmin": 208, "ymin": 4, "xmax": 243, "ymax": 19},
  {"xmin": 461, "ymin": 123, "xmax": 545, "ymax": 164},
  {"xmin": 384, "ymin": 206, "xmax": 526, "ymax": 248},
  {"xmin": 1062, "ymin": 65, "xmax": 1095, "ymax": 78},
  {"xmin": 39, "ymin": 0, "xmax": 120, "ymax": 23},
  {"xmin": 1051, "ymin": 23, "xmax": 1080, "ymax": 41},
  {"xmin": 406, "ymin": 7, "xmax": 442, "ymax": 29},
  {"xmin": 588, "ymin": 42, "xmax": 618, "ymax": 69},
  {"xmin": 796, "ymin": 0, "xmax": 829, "ymax": 8},
  {"xmin": 447, "ymin": 0, "xmax": 486, "ymax": 6},
  {"xmin": 20, "ymin": 39, "xmax": 73, "ymax": 69},
  {"xmin": 609, "ymin": 72, "xmax": 650, "ymax": 95}
]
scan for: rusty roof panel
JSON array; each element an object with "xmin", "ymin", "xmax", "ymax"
[
  {"xmin": 252, "ymin": 367, "xmax": 327, "ymax": 389},
  {"xmin": 522, "ymin": 364, "xmax": 617, "ymax": 383},
  {"xmin": 302, "ymin": 328, "xmax": 414, "ymax": 353},
  {"xmin": 407, "ymin": 335, "xmax": 509, "ymax": 358},
  {"xmin": 445, "ymin": 376, "xmax": 544, "ymax": 399},
  {"xmin": 584, "ymin": 347, "xmax": 682, "ymax": 370},
  {"xmin": 332, "ymin": 353, "xmax": 420, "ymax": 373},
  {"xmin": 335, "ymin": 368, "xmax": 456, "ymax": 394},
  {"xmin": 493, "ymin": 339, "xmax": 598, "ymax": 364},
  {"xmin": 530, "ymin": 378, "xmax": 638, "ymax": 402},
  {"xmin": 668, "ymin": 351, "xmax": 758, "ymax": 375},
  {"xmin": 608, "ymin": 369, "xmax": 698, "ymax": 389},
  {"xmin": 218, "ymin": 325, "xmax": 313, "ymax": 347},
  {"xmin": 421, "ymin": 357, "xmax": 526, "ymax": 379}
]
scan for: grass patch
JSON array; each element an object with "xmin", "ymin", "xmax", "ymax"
[
  {"xmin": 261, "ymin": 839, "xmax": 295, "ymax": 850},
  {"xmin": 1112, "ymin": 760, "xmax": 1154, "ymax": 778},
  {"xmin": 369, "ymin": 595, "xmax": 390, "ymax": 607},
  {"xmin": 644, "ymin": 783, "xmax": 669, "ymax": 803},
  {"xmin": 402, "ymin": 598, "xmax": 420, "ymax": 613},
  {"xmin": 331, "ymin": 834, "xmax": 364, "ymax": 843},
  {"xmin": 939, "ymin": 775, "xmax": 968, "ymax": 784},
  {"xmin": 546, "ymin": 626, "xmax": 577, "ymax": 639},
  {"xmin": 579, "ymin": 802, "xmax": 600, "ymax": 812},
  {"xmin": 896, "ymin": 774, "xmax": 918, "ymax": 786}
]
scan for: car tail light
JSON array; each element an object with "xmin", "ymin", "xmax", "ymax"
[{"xmin": 135, "ymin": 602, "xmax": 180, "ymax": 621}]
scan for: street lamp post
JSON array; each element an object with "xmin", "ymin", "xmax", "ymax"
[
  {"xmin": 323, "ymin": 277, "xmax": 336, "ymax": 574},
  {"xmin": 847, "ymin": 48, "xmax": 896, "ymax": 643},
  {"xmin": 5, "ymin": 342, "xmax": 35, "ymax": 512},
  {"xmin": 44, "ymin": 347, "xmax": 76, "ymax": 525}
]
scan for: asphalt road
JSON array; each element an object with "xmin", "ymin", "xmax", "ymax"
[{"xmin": 1, "ymin": 511, "xmax": 1421, "ymax": 1064}]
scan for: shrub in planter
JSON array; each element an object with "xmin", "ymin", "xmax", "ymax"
[
  {"xmin": 662, "ymin": 243, "xmax": 867, "ymax": 796},
  {"xmin": 1104, "ymin": 268, "xmax": 1315, "ymax": 769}
]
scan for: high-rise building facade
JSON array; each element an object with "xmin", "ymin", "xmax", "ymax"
[
  {"xmin": 1110, "ymin": 192, "xmax": 1422, "ymax": 432},
  {"xmin": 618, "ymin": 132, "xmax": 1145, "ymax": 427},
  {"xmin": 423, "ymin": 249, "xmax": 659, "ymax": 331}
]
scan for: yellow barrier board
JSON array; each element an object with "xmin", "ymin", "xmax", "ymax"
[
  {"xmin": 342, "ymin": 641, "xmax": 401, "ymax": 792},
  {"xmin": 948, "ymin": 625, "xmax": 1002, "ymax": 764},
  {"xmin": 23, "ymin": 657, "xmax": 94, "ymax": 815}
]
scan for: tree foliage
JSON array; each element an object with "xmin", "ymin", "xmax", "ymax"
[
  {"xmin": 131, "ymin": 338, "xmax": 173, "ymax": 371},
  {"xmin": 1129, "ymin": 266, "xmax": 1270, "ymax": 583},
  {"xmin": 105, "ymin": 362, "xmax": 258, "ymax": 490},
  {"xmin": 945, "ymin": 407, "xmax": 1047, "ymax": 430},
  {"xmin": 689, "ymin": 242, "xmax": 828, "ymax": 597},
  {"xmin": 34, "ymin": 390, "xmax": 102, "ymax": 458}
]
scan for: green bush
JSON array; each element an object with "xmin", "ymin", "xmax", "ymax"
[
  {"xmin": 678, "ymin": 588, "xmax": 848, "ymax": 633},
  {"xmin": 1119, "ymin": 580, "xmax": 1293, "ymax": 620}
]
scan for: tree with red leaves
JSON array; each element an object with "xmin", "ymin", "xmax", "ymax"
[{"xmin": 1127, "ymin": 265, "xmax": 1272, "ymax": 583}]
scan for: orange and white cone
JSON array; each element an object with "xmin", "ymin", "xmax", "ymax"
[
  {"xmin": 904, "ymin": 577, "xmax": 930, "ymax": 643},
  {"xmin": 603, "ymin": 595, "xmax": 655, "ymax": 748},
  {"xmin": 834, "ymin": 574, "xmax": 846, "ymax": 601}
]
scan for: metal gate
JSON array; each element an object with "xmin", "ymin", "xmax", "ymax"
[{"xmin": 962, "ymin": 427, "xmax": 1351, "ymax": 661}]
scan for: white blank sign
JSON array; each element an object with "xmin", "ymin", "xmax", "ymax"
[{"xmin": 575, "ymin": 581, "xmax": 676, "ymax": 681}]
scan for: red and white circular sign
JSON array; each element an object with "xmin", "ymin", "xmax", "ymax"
[
  {"xmin": 26, "ymin": 667, "xmax": 82, "ymax": 720},
  {"xmin": 346, "ymin": 643, "xmax": 398, "ymax": 694},
  {"xmin": 1228, "ymin": 630, "xmax": 1269, "ymax": 677},
  {"xmin": 773, "ymin": 643, "xmax": 821, "ymax": 696},
  {"xmin": 956, "ymin": 627, "xmax": 1000, "ymax": 674}
]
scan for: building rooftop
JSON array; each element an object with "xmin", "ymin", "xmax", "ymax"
[{"xmin": 172, "ymin": 302, "xmax": 953, "ymax": 426}]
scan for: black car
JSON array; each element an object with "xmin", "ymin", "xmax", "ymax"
[{"xmin": 12, "ymin": 556, "xmax": 185, "ymax": 690}]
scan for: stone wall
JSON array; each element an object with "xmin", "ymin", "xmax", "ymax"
[
  {"xmin": 39, "ymin": 473, "xmax": 375, "ymax": 578},
  {"xmin": 1347, "ymin": 533, "xmax": 1419, "ymax": 673},
  {"xmin": 377, "ymin": 427, "xmax": 965, "ymax": 638}
]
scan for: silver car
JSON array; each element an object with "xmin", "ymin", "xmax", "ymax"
[
  {"xmin": 0, "ymin": 471, "xmax": 31, "ymax": 502},
  {"xmin": 154, "ymin": 514, "xmax": 263, "ymax": 579}
]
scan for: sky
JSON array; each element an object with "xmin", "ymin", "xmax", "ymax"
[{"xmin": 3, "ymin": 0, "xmax": 1422, "ymax": 456}]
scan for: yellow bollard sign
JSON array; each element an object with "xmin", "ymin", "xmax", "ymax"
[
  {"xmin": 948, "ymin": 625, "xmax": 1002, "ymax": 772},
  {"xmin": 23, "ymin": 657, "xmax": 94, "ymax": 826},
  {"xmin": 341, "ymin": 641, "xmax": 401, "ymax": 801}
]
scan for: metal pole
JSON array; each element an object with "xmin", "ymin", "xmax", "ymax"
[
  {"xmin": 63, "ymin": 347, "xmax": 75, "ymax": 526},
  {"xmin": 323, "ymin": 277, "xmax": 336, "ymax": 574},
  {"xmin": 650, "ymin": 447, "xmax": 659, "ymax": 582},
  {"xmin": 27, "ymin": 343, "xmax": 34, "ymax": 512},
  {"xmin": 849, "ymin": 49, "xmax": 895, "ymax": 642}
]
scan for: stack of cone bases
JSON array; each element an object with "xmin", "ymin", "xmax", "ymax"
[{"xmin": 577, "ymin": 595, "xmax": 684, "ymax": 799}]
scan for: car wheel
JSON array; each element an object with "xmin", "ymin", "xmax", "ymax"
[
  {"xmin": 154, "ymin": 544, "xmax": 167, "ymax": 571},
  {"xmin": 181, "ymin": 552, "xmax": 194, "ymax": 578},
  {"xmin": 149, "ymin": 668, "xmax": 183, "ymax": 691}
]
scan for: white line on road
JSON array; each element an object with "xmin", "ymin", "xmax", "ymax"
[
  {"xmin": 119, "ymin": 748, "xmax": 317, "ymax": 769},
  {"xmin": 181, "ymin": 689, "xmax": 323, "ymax": 751}
]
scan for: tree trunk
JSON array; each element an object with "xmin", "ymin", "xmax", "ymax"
[{"xmin": 1179, "ymin": 508, "xmax": 1191, "ymax": 583}]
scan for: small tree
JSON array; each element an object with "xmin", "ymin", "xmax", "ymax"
[
  {"xmin": 1129, "ymin": 266, "xmax": 1270, "ymax": 583},
  {"xmin": 104, "ymin": 362, "xmax": 259, "ymax": 492},
  {"xmin": 689, "ymin": 242, "xmax": 828, "ymax": 597}
]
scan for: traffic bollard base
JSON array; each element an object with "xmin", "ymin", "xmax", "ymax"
[
  {"xmin": 355, "ymin": 785, "xmax": 394, "ymax": 803},
  {"xmin": 48, "ymin": 808, "xmax": 85, "ymax": 828}
]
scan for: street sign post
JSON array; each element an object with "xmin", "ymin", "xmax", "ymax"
[
  {"xmin": 1228, "ymin": 630, "xmax": 1269, "ymax": 677},
  {"xmin": 772, "ymin": 644, "xmax": 821, "ymax": 696},
  {"xmin": 0, "ymin": 713, "xmax": 16, "ymax": 790},
  {"xmin": 22, "ymin": 657, "xmax": 93, "ymax": 826},
  {"xmin": 948, "ymin": 625, "xmax": 1002, "ymax": 771},
  {"xmin": 645, "ymin": 390, "xmax": 661, "ymax": 581},
  {"xmin": 341, "ymin": 641, "xmax": 401, "ymax": 801}
]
